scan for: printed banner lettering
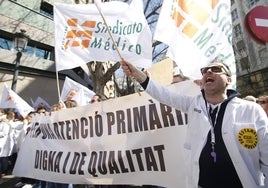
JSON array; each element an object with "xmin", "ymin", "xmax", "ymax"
[{"xmin": 13, "ymin": 81, "xmax": 200, "ymax": 188}]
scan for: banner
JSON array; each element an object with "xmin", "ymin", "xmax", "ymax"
[
  {"xmin": 0, "ymin": 84, "xmax": 34, "ymax": 117},
  {"xmin": 54, "ymin": 0, "xmax": 152, "ymax": 71},
  {"xmin": 13, "ymin": 81, "xmax": 200, "ymax": 187},
  {"xmin": 154, "ymin": 0, "xmax": 236, "ymax": 88}
]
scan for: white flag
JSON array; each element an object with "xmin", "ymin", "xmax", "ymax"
[
  {"xmin": 0, "ymin": 84, "xmax": 34, "ymax": 117},
  {"xmin": 54, "ymin": 0, "xmax": 152, "ymax": 71},
  {"xmin": 154, "ymin": 0, "xmax": 236, "ymax": 87},
  {"xmin": 32, "ymin": 96, "xmax": 51, "ymax": 111},
  {"xmin": 60, "ymin": 77, "xmax": 95, "ymax": 106}
]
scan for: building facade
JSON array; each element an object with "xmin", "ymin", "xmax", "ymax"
[{"xmin": 231, "ymin": 0, "xmax": 268, "ymax": 97}]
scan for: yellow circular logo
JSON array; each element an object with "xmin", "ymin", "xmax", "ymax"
[{"xmin": 238, "ymin": 128, "xmax": 258, "ymax": 149}]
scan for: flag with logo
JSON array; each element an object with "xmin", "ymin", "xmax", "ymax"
[
  {"xmin": 0, "ymin": 84, "xmax": 34, "ymax": 117},
  {"xmin": 54, "ymin": 0, "xmax": 152, "ymax": 71},
  {"xmin": 154, "ymin": 0, "xmax": 236, "ymax": 87},
  {"xmin": 60, "ymin": 77, "xmax": 95, "ymax": 106}
]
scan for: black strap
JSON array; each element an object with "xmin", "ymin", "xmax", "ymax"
[{"xmin": 209, "ymin": 106, "xmax": 218, "ymax": 125}]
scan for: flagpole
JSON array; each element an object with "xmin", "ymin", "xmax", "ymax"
[
  {"xmin": 94, "ymin": 0, "xmax": 141, "ymax": 96},
  {"xmin": 55, "ymin": 70, "xmax": 62, "ymax": 103}
]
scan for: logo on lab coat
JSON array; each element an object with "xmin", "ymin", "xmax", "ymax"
[{"xmin": 238, "ymin": 128, "xmax": 258, "ymax": 149}]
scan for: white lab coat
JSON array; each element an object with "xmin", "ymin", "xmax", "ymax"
[
  {"xmin": 145, "ymin": 79, "xmax": 268, "ymax": 188},
  {"xmin": 9, "ymin": 120, "xmax": 24, "ymax": 154},
  {"xmin": 0, "ymin": 121, "xmax": 12, "ymax": 157}
]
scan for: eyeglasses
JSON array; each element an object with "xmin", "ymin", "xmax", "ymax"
[
  {"xmin": 257, "ymin": 100, "xmax": 268, "ymax": 104},
  {"xmin": 200, "ymin": 65, "xmax": 230, "ymax": 76}
]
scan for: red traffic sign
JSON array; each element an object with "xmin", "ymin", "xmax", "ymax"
[{"xmin": 244, "ymin": 6, "xmax": 268, "ymax": 44}]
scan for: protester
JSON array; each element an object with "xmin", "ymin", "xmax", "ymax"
[
  {"xmin": 64, "ymin": 99, "xmax": 78, "ymax": 108},
  {"xmin": 257, "ymin": 95, "xmax": 268, "ymax": 116},
  {"xmin": 120, "ymin": 58, "xmax": 268, "ymax": 187},
  {"xmin": 90, "ymin": 94, "xmax": 101, "ymax": 104},
  {"xmin": 6, "ymin": 111, "xmax": 23, "ymax": 172},
  {"xmin": 44, "ymin": 103, "xmax": 74, "ymax": 188},
  {"xmin": 243, "ymin": 95, "xmax": 257, "ymax": 102},
  {"xmin": 36, "ymin": 105, "xmax": 48, "ymax": 114},
  {"xmin": 171, "ymin": 67, "xmax": 189, "ymax": 84},
  {"xmin": 0, "ymin": 109, "xmax": 10, "ymax": 177},
  {"xmin": 14, "ymin": 111, "xmax": 36, "ymax": 188},
  {"xmin": 50, "ymin": 103, "xmax": 61, "ymax": 112}
]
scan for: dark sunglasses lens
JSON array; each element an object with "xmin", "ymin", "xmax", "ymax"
[
  {"xmin": 211, "ymin": 66, "xmax": 222, "ymax": 73},
  {"xmin": 201, "ymin": 67, "xmax": 207, "ymax": 75},
  {"xmin": 201, "ymin": 66, "xmax": 223, "ymax": 75}
]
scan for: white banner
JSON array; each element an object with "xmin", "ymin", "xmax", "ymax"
[
  {"xmin": 154, "ymin": 0, "xmax": 236, "ymax": 88},
  {"xmin": 13, "ymin": 81, "xmax": 200, "ymax": 187},
  {"xmin": 54, "ymin": 0, "xmax": 152, "ymax": 71}
]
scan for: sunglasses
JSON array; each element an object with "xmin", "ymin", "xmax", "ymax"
[
  {"xmin": 200, "ymin": 65, "xmax": 230, "ymax": 76},
  {"xmin": 257, "ymin": 100, "xmax": 268, "ymax": 104}
]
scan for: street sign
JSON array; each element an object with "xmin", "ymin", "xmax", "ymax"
[
  {"xmin": 244, "ymin": 14, "xmax": 265, "ymax": 45},
  {"xmin": 244, "ymin": 6, "xmax": 268, "ymax": 44}
]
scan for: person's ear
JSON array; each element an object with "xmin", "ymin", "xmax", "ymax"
[{"xmin": 226, "ymin": 76, "xmax": 232, "ymax": 86}]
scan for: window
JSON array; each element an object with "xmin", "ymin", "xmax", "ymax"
[
  {"xmin": 40, "ymin": 1, "xmax": 53, "ymax": 18},
  {"xmin": 231, "ymin": 9, "xmax": 238, "ymax": 22},
  {"xmin": 0, "ymin": 35, "xmax": 54, "ymax": 61},
  {"xmin": 27, "ymin": 45, "xmax": 54, "ymax": 60},
  {"xmin": 240, "ymin": 57, "xmax": 250, "ymax": 71},
  {"xmin": 248, "ymin": 0, "xmax": 260, "ymax": 8},
  {"xmin": 262, "ymin": 71, "xmax": 268, "ymax": 80},
  {"xmin": 237, "ymin": 40, "xmax": 245, "ymax": 50},
  {"xmin": 243, "ymin": 76, "xmax": 250, "ymax": 86},
  {"xmin": 0, "ymin": 38, "xmax": 12, "ymax": 50},
  {"xmin": 259, "ymin": 48, "xmax": 268, "ymax": 64},
  {"xmin": 238, "ymin": 48, "xmax": 247, "ymax": 57},
  {"xmin": 234, "ymin": 24, "xmax": 242, "ymax": 37}
]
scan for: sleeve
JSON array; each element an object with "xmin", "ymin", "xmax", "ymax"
[
  {"xmin": 144, "ymin": 79, "xmax": 196, "ymax": 112},
  {"xmin": 140, "ymin": 76, "xmax": 149, "ymax": 89},
  {"xmin": 256, "ymin": 106, "xmax": 268, "ymax": 186}
]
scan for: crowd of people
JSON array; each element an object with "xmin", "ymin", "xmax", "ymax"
[
  {"xmin": 243, "ymin": 95, "xmax": 268, "ymax": 116},
  {"xmin": 0, "ymin": 95, "xmax": 100, "ymax": 188},
  {"xmin": 1, "ymin": 59, "xmax": 268, "ymax": 188},
  {"xmin": 1, "ymin": 94, "xmax": 161, "ymax": 188}
]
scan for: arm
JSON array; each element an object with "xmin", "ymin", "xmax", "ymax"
[
  {"xmin": 256, "ymin": 107, "xmax": 268, "ymax": 186},
  {"xmin": 120, "ymin": 60, "xmax": 148, "ymax": 86},
  {"xmin": 120, "ymin": 60, "xmax": 195, "ymax": 112}
]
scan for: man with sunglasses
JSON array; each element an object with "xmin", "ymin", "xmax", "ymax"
[{"xmin": 120, "ymin": 59, "xmax": 268, "ymax": 188}]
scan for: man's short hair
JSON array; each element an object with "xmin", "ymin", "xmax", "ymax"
[{"xmin": 211, "ymin": 59, "xmax": 232, "ymax": 77}]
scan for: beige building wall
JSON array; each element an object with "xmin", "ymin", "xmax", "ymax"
[{"xmin": 148, "ymin": 58, "xmax": 173, "ymax": 86}]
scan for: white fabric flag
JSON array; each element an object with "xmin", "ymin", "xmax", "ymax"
[
  {"xmin": 60, "ymin": 77, "xmax": 95, "ymax": 106},
  {"xmin": 32, "ymin": 96, "xmax": 51, "ymax": 111},
  {"xmin": 54, "ymin": 0, "xmax": 152, "ymax": 71},
  {"xmin": 0, "ymin": 84, "xmax": 34, "ymax": 117},
  {"xmin": 154, "ymin": 0, "xmax": 236, "ymax": 88}
]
